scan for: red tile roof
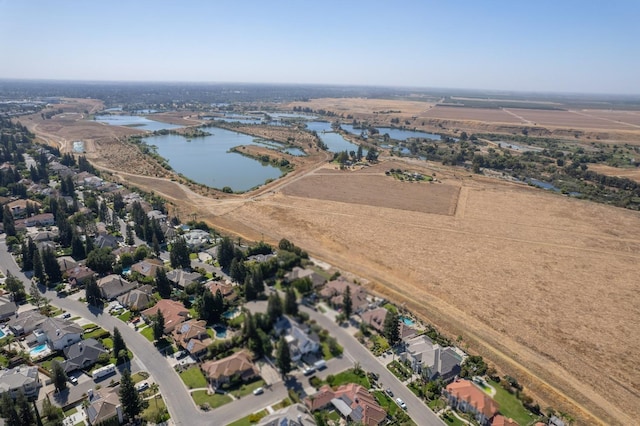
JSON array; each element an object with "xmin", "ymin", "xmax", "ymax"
[{"xmin": 446, "ymin": 379, "xmax": 499, "ymax": 420}]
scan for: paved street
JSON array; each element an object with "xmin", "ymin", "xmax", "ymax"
[{"xmin": 1, "ymin": 237, "xmax": 443, "ymax": 425}]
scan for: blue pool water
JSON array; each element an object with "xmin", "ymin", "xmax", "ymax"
[
  {"xmin": 400, "ymin": 316, "xmax": 415, "ymax": 326},
  {"xmin": 222, "ymin": 309, "xmax": 239, "ymax": 319},
  {"xmin": 30, "ymin": 344, "xmax": 48, "ymax": 355},
  {"xmin": 0, "ymin": 329, "xmax": 5, "ymax": 338},
  {"xmin": 213, "ymin": 325, "xmax": 227, "ymax": 338}
]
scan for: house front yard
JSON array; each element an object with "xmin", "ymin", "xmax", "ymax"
[
  {"xmin": 191, "ymin": 390, "xmax": 232, "ymax": 409},
  {"xmin": 229, "ymin": 378, "xmax": 266, "ymax": 398},
  {"xmin": 387, "ymin": 360, "xmax": 413, "ymax": 381},
  {"xmin": 179, "ymin": 366, "xmax": 208, "ymax": 389},
  {"xmin": 326, "ymin": 368, "xmax": 370, "ymax": 389}
]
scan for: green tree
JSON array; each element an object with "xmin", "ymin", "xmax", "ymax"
[
  {"xmin": 284, "ymin": 287, "xmax": 298, "ymax": 316},
  {"xmin": 5, "ymin": 272, "xmax": 26, "ymax": 303},
  {"xmin": 86, "ymin": 247, "xmax": 115, "ymax": 275},
  {"xmin": 42, "ymin": 248, "xmax": 62, "ymax": 284},
  {"xmin": 112, "ymin": 327, "xmax": 129, "ymax": 365},
  {"xmin": 343, "ymin": 285, "xmax": 353, "ymax": 319},
  {"xmin": 21, "ymin": 240, "xmax": 32, "ymax": 271},
  {"xmin": 41, "ymin": 396, "xmax": 64, "ymax": 426},
  {"xmin": 169, "ymin": 237, "xmax": 190, "ymax": 269},
  {"xmin": 153, "ymin": 310, "xmax": 165, "ymax": 341},
  {"xmin": 33, "ymin": 249, "xmax": 45, "ymax": 284},
  {"xmin": 276, "ymin": 336, "xmax": 292, "ymax": 379},
  {"xmin": 2, "ymin": 205, "xmax": 15, "ymax": 237},
  {"xmin": 267, "ymin": 292, "xmax": 283, "ymax": 323},
  {"xmin": 29, "ymin": 282, "xmax": 42, "ymax": 309},
  {"xmin": 217, "ymin": 236, "xmax": 235, "ymax": 270},
  {"xmin": 118, "ymin": 368, "xmax": 142, "ymax": 421},
  {"xmin": 16, "ymin": 389, "xmax": 34, "ymax": 426},
  {"xmin": 71, "ymin": 233, "xmax": 85, "ymax": 260},
  {"xmin": 0, "ymin": 391, "xmax": 19, "ymax": 426},
  {"xmin": 155, "ymin": 267, "xmax": 172, "ymax": 299},
  {"xmin": 51, "ymin": 360, "xmax": 67, "ymax": 393},
  {"xmin": 383, "ymin": 309, "xmax": 400, "ymax": 346},
  {"xmin": 125, "ymin": 224, "xmax": 135, "ymax": 245},
  {"xmin": 85, "ymin": 276, "xmax": 102, "ymax": 306}
]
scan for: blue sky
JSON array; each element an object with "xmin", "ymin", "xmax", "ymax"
[{"xmin": 1, "ymin": 0, "xmax": 638, "ymax": 94}]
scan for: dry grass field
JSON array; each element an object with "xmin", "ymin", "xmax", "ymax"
[
  {"xmin": 26, "ymin": 97, "xmax": 640, "ymax": 425},
  {"xmin": 578, "ymin": 110, "xmax": 640, "ymax": 128},
  {"xmin": 221, "ymin": 169, "xmax": 639, "ymax": 426},
  {"xmin": 506, "ymin": 108, "xmax": 638, "ymax": 130},
  {"xmin": 587, "ymin": 164, "xmax": 640, "ymax": 182},
  {"xmin": 423, "ymin": 106, "xmax": 526, "ymax": 123}
]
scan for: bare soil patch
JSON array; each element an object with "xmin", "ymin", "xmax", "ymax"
[
  {"xmin": 507, "ymin": 108, "xmax": 637, "ymax": 130},
  {"xmin": 283, "ymin": 173, "xmax": 459, "ymax": 216},
  {"xmin": 423, "ymin": 106, "xmax": 525, "ymax": 123}
]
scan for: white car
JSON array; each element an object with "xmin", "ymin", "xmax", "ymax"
[
  {"xmin": 253, "ymin": 387, "xmax": 264, "ymax": 395},
  {"xmin": 396, "ymin": 398, "xmax": 407, "ymax": 410},
  {"xmin": 136, "ymin": 382, "xmax": 149, "ymax": 392}
]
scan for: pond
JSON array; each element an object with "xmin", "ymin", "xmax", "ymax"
[
  {"xmin": 341, "ymin": 124, "xmax": 443, "ymax": 141},
  {"xmin": 94, "ymin": 115, "xmax": 182, "ymax": 132},
  {"xmin": 144, "ymin": 127, "xmax": 284, "ymax": 192},
  {"xmin": 306, "ymin": 121, "xmax": 363, "ymax": 154}
]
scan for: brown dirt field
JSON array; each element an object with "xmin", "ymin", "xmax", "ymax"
[
  {"xmin": 422, "ymin": 106, "xmax": 526, "ymax": 123},
  {"xmin": 587, "ymin": 164, "xmax": 640, "ymax": 183},
  {"xmin": 217, "ymin": 173, "xmax": 640, "ymax": 426},
  {"xmin": 282, "ymin": 173, "xmax": 459, "ymax": 216},
  {"xmin": 507, "ymin": 108, "xmax": 637, "ymax": 130},
  {"xmin": 577, "ymin": 110, "xmax": 640, "ymax": 128},
  {"xmin": 289, "ymin": 97, "xmax": 435, "ymax": 116}
]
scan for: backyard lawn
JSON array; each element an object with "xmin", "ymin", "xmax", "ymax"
[
  {"xmin": 191, "ymin": 390, "xmax": 232, "ymax": 408},
  {"xmin": 101, "ymin": 337, "xmax": 113, "ymax": 349},
  {"xmin": 179, "ymin": 366, "xmax": 208, "ymax": 389},
  {"xmin": 488, "ymin": 380, "xmax": 539, "ymax": 425}
]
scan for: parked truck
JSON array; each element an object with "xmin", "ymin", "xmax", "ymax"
[{"xmin": 92, "ymin": 363, "xmax": 116, "ymax": 379}]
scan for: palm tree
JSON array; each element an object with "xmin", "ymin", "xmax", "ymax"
[{"xmin": 150, "ymin": 383, "xmax": 160, "ymax": 410}]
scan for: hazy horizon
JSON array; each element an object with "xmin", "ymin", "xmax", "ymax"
[{"xmin": 1, "ymin": 1, "xmax": 639, "ymax": 95}]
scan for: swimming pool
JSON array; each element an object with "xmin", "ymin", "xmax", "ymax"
[
  {"xmin": 400, "ymin": 316, "xmax": 415, "ymax": 326},
  {"xmin": 0, "ymin": 329, "xmax": 5, "ymax": 339},
  {"xmin": 213, "ymin": 325, "xmax": 227, "ymax": 338},
  {"xmin": 222, "ymin": 309, "xmax": 239, "ymax": 319},
  {"xmin": 30, "ymin": 344, "xmax": 48, "ymax": 356}
]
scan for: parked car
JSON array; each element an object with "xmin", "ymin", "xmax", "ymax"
[
  {"xmin": 385, "ymin": 388, "xmax": 393, "ymax": 397},
  {"xmin": 313, "ymin": 360, "xmax": 327, "ymax": 370},
  {"xmin": 303, "ymin": 366, "xmax": 315, "ymax": 376},
  {"xmin": 253, "ymin": 387, "xmax": 264, "ymax": 395},
  {"xmin": 62, "ymin": 312, "xmax": 71, "ymax": 319},
  {"xmin": 69, "ymin": 376, "xmax": 78, "ymax": 385},
  {"xmin": 136, "ymin": 382, "xmax": 149, "ymax": 392},
  {"xmin": 176, "ymin": 350, "xmax": 187, "ymax": 359},
  {"xmin": 367, "ymin": 371, "xmax": 379, "ymax": 381},
  {"xmin": 396, "ymin": 398, "xmax": 407, "ymax": 410}
]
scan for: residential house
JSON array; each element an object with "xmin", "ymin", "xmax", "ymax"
[
  {"xmin": 85, "ymin": 387, "xmax": 124, "ymax": 425},
  {"xmin": 183, "ymin": 229, "xmax": 211, "ymax": 249},
  {"xmin": 257, "ymin": 403, "xmax": 317, "ymax": 426},
  {"xmin": 130, "ymin": 258, "xmax": 163, "ymax": 278},
  {"xmin": 40, "ymin": 317, "xmax": 83, "ymax": 350},
  {"xmin": 171, "ymin": 319, "xmax": 213, "ymax": 359},
  {"xmin": 284, "ymin": 267, "xmax": 326, "ymax": 288},
  {"xmin": 401, "ymin": 334, "xmax": 462, "ymax": 383},
  {"xmin": 147, "ymin": 210, "xmax": 167, "ymax": 222},
  {"xmin": 94, "ymin": 234, "xmax": 119, "ymax": 249},
  {"xmin": 31, "ymin": 229, "xmax": 58, "ymax": 243},
  {"xmin": 57, "ymin": 256, "xmax": 79, "ymax": 273},
  {"xmin": 0, "ymin": 365, "xmax": 41, "ymax": 399},
  {"xmin": 7, "ymin": 199, "xmax": 41, "ymax": 218},
  {"xmin": 201, "ymin": 351, "xmax": 258, "ymax": 387},
  {"xmin": 8, "ymin": 310, "xmax": 47, "ymax": 336},
  {"xmin": 166, "ymin": 269, "xmax": 202, "ymax": 289},
  {"xmin": 360, "ymin": 307, "xmax": 388, "ymax": 332},
  {"xmin": 0, "ymin": 296, "xmax": 17, "ymax": 321},
  {"xmin": 62, "ymin": 339, "xmax": 108, "ymax": 373},
  {"xmin": 141, "ymin": 299, "xmax": 189, "ymax": 333},
  {"xmin": 274, "ymin": 316, "xmax": 320, "ymax": 362},
  {"xmin": 66, "ymin": 266, "xmax": 95, "ymax": 287},
  {"xmin": 246, "ymin": 253, "xmax": 276, "ymax": 263},
  {"xmin": 445, "ymin": 379, "xmax": 500, "ymax": 426},
  {"xmin": 117, "ymin": 285, "xmax": 154, "ymax": 311},
  {"xmin": 206, "ymin": 281, "xmax": 238, "ymax": 302},
  {"xmin": 492, "ymin": 415, "xmax": 520, "ymax": 426},
  {"xmin": 304, "ymin": 383, "xmax": 386, "ymax": 426},
  {"xmin": 319, "ymin": 279, "xmax": 369, "ymax": 313},
  {"xmin": 97, "ymin": 275, "xmax": 137, "ymax": 300},
  {"xmin": 22, "ymin": 213, "xmax": 55, "ymax": 227}
]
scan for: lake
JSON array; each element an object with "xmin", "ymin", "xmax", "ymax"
[
  {"xmin": 144, "ymin": 127, "xmax": 283, "ymax": 192},
  {"xmin": 95, "ymin": 115, "xmax": 182, "ymax": 132},
  {"xmin": 306, "ymin": 121, "xmax": 363, "ymax": 153},
  {"xmin": 341, "ymin": 124, "xmax": 443, "ymax": 141}
]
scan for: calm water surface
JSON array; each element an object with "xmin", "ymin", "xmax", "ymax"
[{"xmin": 95, "ymin": 115, "xmax": 182, "ymax": 131}]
